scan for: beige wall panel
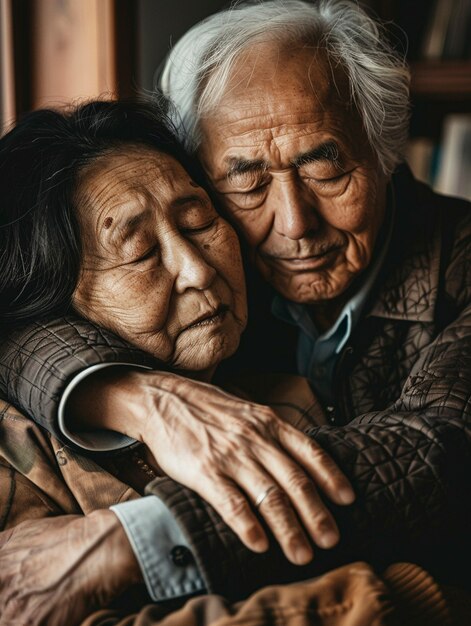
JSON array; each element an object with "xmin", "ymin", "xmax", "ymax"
[
  {"xmin": 32, "ymin": 0, "xmax": 116, "ymax": 109},
  {"xmin": 0, "ymin": 0, "xmax": 16, "ymax": 130}
]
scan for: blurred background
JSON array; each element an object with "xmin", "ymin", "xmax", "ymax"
[{"xmin": 1, "ymin": 0, "xmax": 470, "ymax": 198}]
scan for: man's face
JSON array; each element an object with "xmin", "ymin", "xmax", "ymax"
[{"xmin": 198, "ymin": 44, "xmax": 388, "ymax": 304}]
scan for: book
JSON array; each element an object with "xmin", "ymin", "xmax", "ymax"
[
  {"xmin": 405, "ymin": 138, "xmax": 436, "ymax": 186},
  {"xmin": 435, "ymin": 114, "xmax": 471, "ymax": 200},
  {"xmin": 443, "ymin": 0, "xmax": 471, "ymax": 59},
  {"xmin": 421, "ymin": 0, "xmax": 455, "ymax": 60}
]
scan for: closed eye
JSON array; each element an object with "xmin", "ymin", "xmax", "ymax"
[
  {"xmin": 180, "ymin": 218, "xmax": 217, "ymax": 235},
  {"xmin": 133, "ymin": 245, "xmax": 159, "ymax": 264},
  {"xmin": 305, "ymin": 171, "xmax": 351, "ymax": 189},
  {"xmin": 242, "ymin": 183, "xmax": 269, "ymax": 195},
  {"xmin": 227, "ymin": 183, "xmax": 270, "ymax": 209}
]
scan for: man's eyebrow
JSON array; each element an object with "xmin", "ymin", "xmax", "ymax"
[
  {"xmin": 226, "ymin": 158, "xmax": 268, "ymax": 181},
  {"xmin": 291, "ymin": 141, "xmax": 341, "ymax": 168}
]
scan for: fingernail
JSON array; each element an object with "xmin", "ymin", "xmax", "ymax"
[
  {"xmin": 339, "ymin": 487, "xmax": 355, "ymax": 505},
  {"xmin": 317, "ymin": 530, "xmax": 339, "ymax": 549},
  {"xmin": 293, "ymin": 543, "xmax": 313, "ymax": 565}
]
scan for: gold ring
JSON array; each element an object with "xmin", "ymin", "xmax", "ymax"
[{"xmin": 255, "ymin": 485, "xmax": 277, "ymax": 509}]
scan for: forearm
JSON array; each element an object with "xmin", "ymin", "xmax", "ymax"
[
  {"xmin": 0, "ymin": 510, "xmax": 142, "ymax": 626},
  {"xmin": 0, "ymin": 316, "xmax": 155, "ymax": 439}
]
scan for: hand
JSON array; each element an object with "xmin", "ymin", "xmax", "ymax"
[
  {"xmin": 72, "ymin": 369, "xmax": 355, "ymax": 565},
  {"xmin": 0, "ymin": 510, "xmax": 142, "ymax": 626}
]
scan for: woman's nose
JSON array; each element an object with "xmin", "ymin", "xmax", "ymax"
[
  {"xmin": 169, "ymin": 238, "xmax": 217, "ymax": 294},
  {"xmin": 272, "ymin": 178, "xmax": 320, "ymax": 240}
]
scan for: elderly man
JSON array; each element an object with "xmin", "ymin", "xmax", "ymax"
[{"xmin": 1, "ymin": 0, "xmax": 470, "ymax": 611}]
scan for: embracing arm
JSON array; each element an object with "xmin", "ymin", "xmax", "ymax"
[
  {"xmin": 0, "ymin": 317, "xmax": 355, "ymax": 565},
  {"xmin": 0, "ymin": 316, "xmax": 156, "ymax": 443},
  {"xmin": 142, "ymin": 302, "xmax": 471, "ymax": 599}
]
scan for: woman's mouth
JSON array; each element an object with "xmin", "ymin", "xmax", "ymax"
[{"xmin": 186, "ymin": 304, "xmax": 229, "ymax": 330}]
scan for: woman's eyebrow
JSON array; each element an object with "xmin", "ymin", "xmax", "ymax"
[
  {"xmin": 171, "ymin": 193, "xmax": 209, "ymax": 208},
  {"xmin": 104, "ymin": 210, "xmax": 149, "ymax": 246}
]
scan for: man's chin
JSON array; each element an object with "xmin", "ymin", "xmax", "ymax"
[{"xmin": 264, "ymin": 272, "xmax": 351, "ymax": 304}]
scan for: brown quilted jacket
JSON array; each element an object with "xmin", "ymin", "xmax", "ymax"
[{"xmin": 0, "ymin": 166, "xmax": 471, "ymax": 599}]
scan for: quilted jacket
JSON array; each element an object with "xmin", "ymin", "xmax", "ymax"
[{"xmin": 0, "ymin": 166, "xmax": 471, "ymax": 599}]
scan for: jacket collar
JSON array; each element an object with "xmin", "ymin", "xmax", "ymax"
[{"xmin": 369, "ymin": 165, "xmax": 441, "ymax": 323}]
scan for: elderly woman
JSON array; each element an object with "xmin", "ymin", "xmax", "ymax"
[
  {"xmin": 0, "ymin": 98, "xmax": 352, "ymax": 623},
  {"xmin": 1, "ymin": 4, "xmax": 470, "ymax": 592},
  {"xmin": 0, "ymin": 95, "xmax": 357, "ymax": 558},
  {"xmin": 0, "ymin": 0, "xmax": 471, "ymax": 593}
]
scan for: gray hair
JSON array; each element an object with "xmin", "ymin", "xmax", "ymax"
[{"xmin": 159, "ymin": 0, "xmax": 410, "ymax": 175}]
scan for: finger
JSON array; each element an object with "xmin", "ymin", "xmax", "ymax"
[
  {"xmin": 195, "ymin": 478, "xmax": 269, "ymax": 553},
  {"xmin": 235, "ymin": 464, "xmax": 314, "ymax": 565},
  {"xmin": 259, "ymin": 445, "xmax": 340, "ymax": 550},
  {"xmin": 278, "ymin": 424, "xmax": 355, "ymax": 505}
]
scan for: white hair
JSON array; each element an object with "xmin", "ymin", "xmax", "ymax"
[{"xmin": 159, "ymin": 0, "xmax": 410, "ymax": 175}]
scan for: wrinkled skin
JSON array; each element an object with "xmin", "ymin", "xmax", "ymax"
[
  {"xmin": 73, "ymin": 146, "xmax": 247, "ymax": 378},
  {"xmin": 0, "ymin": 511, "xmax": 141, "ymax": 626},
  {"xmin": 71, "ymin": 47, "xmax": 369, "ymax": 564},
  {"xmin": 199, "ymin": 44, "xmax": 388, "ymax": 326}
]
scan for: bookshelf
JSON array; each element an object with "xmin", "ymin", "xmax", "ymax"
[
  {"xmin": 369, "ymin": 0, "xmax": 471, "ymax": 199},
  {"xmin": 410, "ymin": 61, "xmax": 471, "ymax": 98}
]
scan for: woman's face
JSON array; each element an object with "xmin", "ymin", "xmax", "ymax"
[{"xmin": 73, "ymin": 146, "xmax": 247, "ymax": 379}]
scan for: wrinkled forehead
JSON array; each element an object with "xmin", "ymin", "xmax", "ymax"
[
  {"xmin": 75, "ymin": 146, "xmax": 189, "ymax": 217},
  {"xmin": 77, "ymin": 146, "xmax": 181, "ymax": 198},
  {"xmin": 197, "ymin": 43, "xmax": 368, "ymax": 170},
  {"xmin": 73, "ymin": 146, "xmax": 196, "ymax": 247},
  {"xmin": 202, "ymin": 41, "xmax": 352, "ymax": 126}
]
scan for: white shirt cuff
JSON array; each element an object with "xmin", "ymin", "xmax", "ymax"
[
  {"xmin": 58, "ymin": 362, "xmax": 152, "ymax": 452},
  {"xmin": 111, "ymin": 496, "xmax": 206, "ymax": 601}
]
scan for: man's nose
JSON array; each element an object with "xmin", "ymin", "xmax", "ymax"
[
  {"xmin": 168, "ymin": 239, "xmax": 217, "ymax": 294},
  {"xmin": 273, "ymin": 177, "xmax": 320, "ymax": 240}
]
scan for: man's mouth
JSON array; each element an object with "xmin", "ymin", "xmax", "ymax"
[
  {"xmin": 185, "ymin": 304, "xmax": 229, "ymax": 330},
  {"xmin": 263, "ymin": 245, "xmax": 343, "ymax": 271}
]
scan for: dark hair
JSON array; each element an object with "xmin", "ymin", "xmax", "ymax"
[{"xmin": 0, "ymin": 97, "xmax": 202, "ymax": 330}]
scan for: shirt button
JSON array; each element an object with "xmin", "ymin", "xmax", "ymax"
[
  {"xmin": 170, "ymin": 545, "xmax": 194, "ymax": 567},
  {"xmin": 325, "ymin": 406, "xmax": 335, "ymax": 423}
]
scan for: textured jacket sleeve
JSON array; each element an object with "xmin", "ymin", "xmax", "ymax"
[
  {"xmin": 145, "ymin": 299, "xmax": 471, "ymax": 600},
  {"xmin": 0, "ymin": 316, "xmax": 155, "ymax": 441}
]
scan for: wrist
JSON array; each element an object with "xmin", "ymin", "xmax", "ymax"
[
  {"xmin": 67, "ymin": 366, "xmax": 149, "ymax": 436},
  {"xmin": 68, "ymin": 367, "xmax": 183, "ymax": 442},
  {"xmin": 90, "ymin": 509, "xmax": 143, "ymax": 589}
]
